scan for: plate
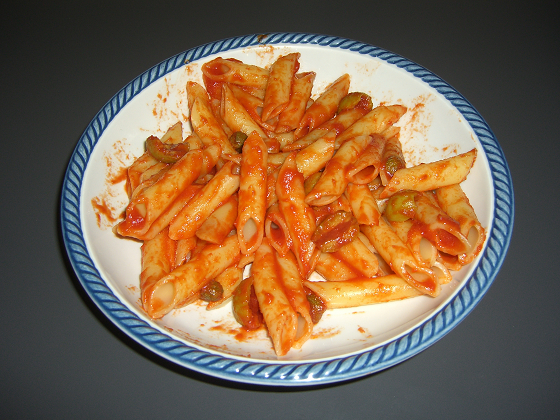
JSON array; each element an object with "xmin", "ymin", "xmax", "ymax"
[{"xmin": 61, "ymin": 33, "xmax": 514, "ymax": 386}]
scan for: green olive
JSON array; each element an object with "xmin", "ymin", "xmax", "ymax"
[
  {"xmin": 232, "ymin": 277, "xmax": 262, "ymax": 330},
  {"xmin": 384, "ymin": 155, "xmax": 405, "ymax": 177},
  {"xmin": 337, "ymin": 92, "xmax": 373, "ymax": 114},
  {"xmin": 199, "ymin": 280, "xmax": 224, "ymax": 302},
  {"xmin": 305, "ymin": 288, "xmax": 326, "ymax": 324},
  {"xmin": 312, "ymin": 211, "xmax": 359, "ymax": 252},
  {"xmin": 145, "ymin": 136, "xmax": 189, "ymax": 163},
  {"xmin": 229, "ymin": 131, "xmax": 248, "ymax": 153},
  {"xmin": 384, "ymin": 191, "xmax": 418, "ymax": 222}
]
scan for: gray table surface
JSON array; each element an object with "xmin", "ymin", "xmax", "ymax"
[{"xmin": 2, "ymin": 1, "xmax": 558, "ymax": 418}]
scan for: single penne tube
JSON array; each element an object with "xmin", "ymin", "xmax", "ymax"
[
  {"xmin": 435, "ymin": 183, "xmax": 487, "ymax": 265},
  {"xmin": 266, "ymin": 152, "xmax": 290, "ymax": 168},
  {"xmin": 379, "ymin": 130, "xmax": 405, "ymax": 185},
  {"xmin": 295, "ymin": 73, "xmax": 351, "ymax": 139},
  {"xmin": 221, "ymin": 84, "xmax": 268, "ymax": 139},
  {"xmin": 379, "ymin": 148, "xmax": 478, "ymax": 198},
  {"xmin": 201, "ymin": 57, "xmax": 269, "ymax": 90},
  {"xmin": 408, "ymin": 192, "xmax": 471, "ymax": 256},
  {"xmin": 168, "ymin": 161, "xmax": 240, "ymax": 240},
  {"xmin": 262, "ymin": 53, "xmax": 300, "ymax": 122},
  {"xmin": 305, "ymin": 135, "xmax": 371, "ymax": 206},
  {"xmin": 295, "ymin": 131, "xmax": 336, "ymax": 179},
  {"xmin": 174, "ymin": 236, "xmax": 197, "ymax": 268},
  {"xmin": 264, "ymin": 203, "xmax": 292, "ymax": 256},
  {"xmin": 303, "ymin": 274, "xmax": 423, "ymax": 309},
  {"xmin": 140, "ymin": 227, "xmax": 177, "ymax": 310},
  {"xmin": 252, "ymin": 239, "xmax": 299, "ymax": 356},
  {"xmin": 390, "ymin": 219, "xmax": 438, "ymax": 267},
  {"xmin": 330, "ymin": 237, "xmax": 379, "ymax": 278},
  {"xmin": 190, "ymin": 97, "xmax": 237, "ymax": 155},
  {"xmin": 361, "ymin": 219, "xmax": 440, "ymax": 297},
  {"xmin": 116, "ymin": 150, "xmax": 204, "ymax": 239},
  {"xmin": 431, "ymin": 260, "xmax": 453, "ymax": 285},
  {"xmin": 346, "ymin": 133, "xmax": 386, "ymax": 184},
  {"xmin": 206, "ymin": 265, "xmax": 244, "ymax": 310},
  {"xmin": 276, "ymin": 153, "xmax": 319, "ymax": 278},
  {"xmin": 199, "ymin": 144, "xmax": 222, "ymax": 177},
  {"xmin": 276, "ymin": 71, "xmax": 315, "ymax": 133},
  {"xmin": 315, "ymin": 251, "xmax": 365, "ymax": 281},
  {"xmin": 274, "ymin": 250, "xmax": 313, "ymax": 349},
  {"xmin": 228, "ymin": 84, "xmax": 276, "ymax": 132},
  {"xmin": 334, "ymin": 104, "xmax": 407, "ymax": 149},
  {"xmin": 186, "ymin": 81, "xmax": 211, "ymax": 110},
  {"xmin": 145, "ymin": 235, "xmax": 241, "ymax": 319},
  {"xmin": 196, "ymin": 194, "xmax": 238, "ymax": 244},
  {"xmin": 237, "ymin": 132, "xmax": 268, "ymax": 255},
  {"xmin": 345, "ymin": 183, "xmax": 381, "ymax": 226},
  {"xmin": 266, "ymin": 165, "xmax": 281, "ymax": 208},
  {"xmin": 140, "ymin": 184, "xmax": 201, "ymax": 241},
  {"xmin": 130, "ymin": 164, "xmax": 171, "ymax": 200}
]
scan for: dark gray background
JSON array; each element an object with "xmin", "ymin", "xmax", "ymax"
[{"xmin": 2, "ymin": 1, "xmax": 559, "ymax": 418}]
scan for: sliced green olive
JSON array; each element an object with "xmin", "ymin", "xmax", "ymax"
[
  {"xmin": 232, "ymin": 277, "xmax": 262, "ymax": 330},
  {"xmin": 199, "ymin": 279, "xmax": 224, "ymax": 302},
  {"xmin": 337, "ymin": 92, "xmax": 373, "ymax": 114},
  {"xmin": 145, "ymin": 136, "xmax": 189, "ymax": 163},
  {"xmin": 304, "ymin": 171, "xmax": 322, "ymax": 195},
  {"xmin": 305, "ymin": 288, "xmax": 326, "ymax": 324},
  {"xmin": 384, "ymin": 155, "xmax": 405, "ymax": 177},
  {"xmin": 312, "ymin": 210, "xmax": 359, "ymax": 252},
  {"xmin": 384, "ymin": 191, "xmax": 418, "ymax": 222},
  {"xmin": 229, "ymin": 131, "xmax": 248, "ymax": 153}
]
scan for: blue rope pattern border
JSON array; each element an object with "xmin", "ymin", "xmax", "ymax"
[{"xmin": 61, "ymin": 32, "xmax": 514, "ymax": 386}]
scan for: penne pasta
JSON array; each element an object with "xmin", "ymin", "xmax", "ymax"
[
  {"xmin": 345, "ymin": 183, "xmax": 381, "ymax": 226},
  {"xmin": 295, "ymin": 131, "xmax": 336, "ymax": 179},
  {"xmin": 145, "ymin": 235, "xmax": 241, "ymax": 319},
  {"xmin": 435, "ymin": 183, "xmax": 487, "ymax": 265},
  {"xmin": 168, "ymin": 161, "xmax": 240, "ymax": 240},
  {"xmin": 140, "ymin": 227, "xmax": 177, "ymax": 310},
  {"xmin": 295, "ymin": 74, "xmax": 350, "ymax": 139},
  {"xmin": 237, "ymin": 132, "xmax": 268, "ymax": 255},
  {"xmin": 190, "ymin": 97, "xmax": 238, "ymax": 155},
  {"xmin": 262, "ymin": 53, "xmax": 300, "ymax": 122},
  {"xmin": 276, "ymin": 153, "xmax": 319, "ymax": 278},
  {"xmin": 276, "ymin": 71, "xmax": 315, "ymax": 133},
  {"xmin": 334, "ymin": 104, "xmax": 407, "ymax": 149},
  {"xmin": 252, "ymin": 239, "xmax": 298, "ymax": 356},
  {"xmin": 116, "ymin": 150, "xmax": 203, "ymax": 240},
  {"xmin": 304, "ymin": 274, "xmax": 423, "ymax": 309},
  {"xmin": 305, "ymin": 135, "xmax": 371, "ymax": 206},
  {"xmin": 361, "ymin": 219, "xmax": 440, "ymax": 297},
  {"xmin": 380, "ymin": 148, "xmax": 477, "ymax": 198}
]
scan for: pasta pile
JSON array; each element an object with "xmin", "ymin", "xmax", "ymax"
[{"xmin": 113, "ymin": 52, "xmax": 486, "ymax": 356}]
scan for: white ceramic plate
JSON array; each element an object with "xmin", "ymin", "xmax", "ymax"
[{"xmin": 61, "ymin": 33, "xmax": 514, "ymax": 386}]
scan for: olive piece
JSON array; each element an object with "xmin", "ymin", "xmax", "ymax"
[
  {"xmin": 312, "ymin": 210, "xmax": 359, "ymax": 252},
  {"xmin": 232, "ymin": 277, "xmax": 262, "ymax": 330},
  {"xmin": 384, "ymin": 191, "xmax": 418, "ymax": 222},
  {"xmin": 305, "ymin": 288, "xmax": 326, "ymax": 324},
  {"xmin": 384, "ymin": 155, "xmax": 405, "ymax": 178},
  {"xmin": 229, "ymin": 131, "xmax": 248, "ymax": 153},
  {"xmin": 145, "ymin": 136, "xmax": 189, "ymax": 163},
  {"xmin": 337, "ymin": 92, "xmax": 373, "ymax": 114},
  {"xmin": 199, "ymin": 279, "xmax": 224, "ymax": 302}
]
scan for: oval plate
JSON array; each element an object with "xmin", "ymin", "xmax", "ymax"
[{"xmin": 61, "ymin": 33, "xmax": 514, "ymax": 386}]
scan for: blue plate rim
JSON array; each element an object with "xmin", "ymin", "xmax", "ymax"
[{"xmin": 60, "ymin": 32, "xmax": 514, "ymax": 386}]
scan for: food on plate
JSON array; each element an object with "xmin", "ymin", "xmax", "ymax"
[{"xmin": 111, "ymin": 52, "xmax": 486, "ymax": 356}]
